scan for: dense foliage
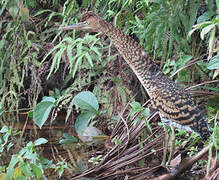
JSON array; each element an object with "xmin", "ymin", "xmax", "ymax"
[{"xmin": 0, "ymin": 0, "xmax": 218, "ymax": 179}]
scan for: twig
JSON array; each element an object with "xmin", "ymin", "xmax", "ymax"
[
  {"xmin": 170, "ymin": 58, "xmax": 201, "ymax": 78},
  {"xmin": 185, "ymin": 80, "xmax": 219, "ymax": 90},
  {"xmin": 173, "ymin": 142, "xmax": 213, "ymax": 176},
  {"xmin": 150, "ymin": 143, "xmax": 213, "ymax": 180}
]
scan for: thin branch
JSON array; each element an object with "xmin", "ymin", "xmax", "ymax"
[
  {"xmin": 185, "ymin": 80, "xmax": 219, "ymax": 90},
  {"xmin": 170, "ymin": 58, "xmax": 201, "ymax": 78}
]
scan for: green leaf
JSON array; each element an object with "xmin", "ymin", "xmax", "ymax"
[
  {"xmin": 207, "ymin": 56, "xmax": 219, "ymax": 70},
  {"xmin": 32, "ymin": 164, "xmax": 43, "ymax": 179},
  {"xmin": 7, "ymin": 155, "xmax": 19, "ymax": 180},
  {"xmin": 47, "ymin": 47, "xmax": 65, "ymax": 79},
  {"xmin": 33, "ymin": 9, "xmax": 53, "ymax": 16},
  {"xmin": 34, "ymin": 138, "xmax": 48, "ymax": 146},
  {"xmin": 28, "ymin": 111, "xmax": 33, "ymax": 118},
  {"xmin": 91, "ymin": 47, "xmax": 102, "ymax": 60},
  {"xmin": 69, "ymin": 54, "xmax": 79, "ymax": 72},
  {"xmin": 75, "ymin": 111, "xmax": 96, "ymax": 136},
  {"xmin": 85, "ymin": 52, "xmax": 93, "ymax": 67},
  {"xmin": 33, "ymin": 97, "xmax": 55, "ymax": 128},
  {"xmin": 73, "ymin": 91, "xmax": 99, "ymax": 112},
  {"xmin": 7, "ymin": 142, "xmax": 14, "ymax": 151},
  {"xmin": 130, "ymin": 101, "xmax": 142, "ymax": 109},
  {"xmin": 67, "ymin": 45, "xmax": 73, "ymax": 63},
  {"xmin": 59, "ymin": 134, "xmax": 78, "ymax": 144},
  {"xmin": 39, "ymin": 158, "xmax": 53, "ymax": 169},
  {"xmin": 23, "ymin": 151, "xmax": 38, "ymax": 161},
  {"xmin": 72, "ymin": 56, "xmax": 82, "ymax": 77},
  {"xmin": 142, "ymin": 108, "xmax": 150, "ymax": 117},
  {"xmin": 0, "ymin": 125, "xmax": 8, "ymax": 133},
  {"xmin": 8, "ymin": 6, "xmax": 19, "ymax": 19},
  {"xmin": 130, "ymin": 101, "xmax": 144, "ymax": 117},
  {"xmin": 197, "ymin": 12, "xmax": 212, "ymax": 24},
  {"xmin": 20, "ymin": 162, "xmax": 32, "ymax": 177},
  {"xmin": 181, "ymin": 55, "xmax": 193, "ymax": 62},
  {"xmin": 3, "ymin": 133, "xmax": 10, "ymax": 143},
  {"xmin": 26, "ymin": 141, "xmax": 34, "ymax": 148}
]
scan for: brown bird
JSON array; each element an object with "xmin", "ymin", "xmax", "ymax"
[{"xmin": 60, "ymin": 11, "xmax": 210, "ymax": 165}]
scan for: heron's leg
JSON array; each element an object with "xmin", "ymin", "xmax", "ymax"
[
  {"xmin": 166, "ymin": 125, "xmax": 175, "ymax": 165},
  {"xmin": 161, "ymin": 124, "xmax": 169, "ymax": 166}
]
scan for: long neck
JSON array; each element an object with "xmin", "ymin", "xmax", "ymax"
[
  {"xmin": 100, "ymin": 20, "xmax": 148, "ymax": 68},
  {"xmin": 98, "ymin": 19, "xmax": 161, "ymax": 95}
]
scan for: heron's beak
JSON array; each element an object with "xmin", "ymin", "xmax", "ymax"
[{"xmin": 59, "ymin": 22, "xmax": 88, "ymax": 31}]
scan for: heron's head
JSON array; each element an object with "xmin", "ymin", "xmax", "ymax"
[{"xmin": 59, "ymin": 11, "xmax": 102, "ymax": 32}]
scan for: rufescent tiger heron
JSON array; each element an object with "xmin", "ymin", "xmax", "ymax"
[{"xmin": 59, "ymin": 11, "xmax": 210, "ymax": 166}]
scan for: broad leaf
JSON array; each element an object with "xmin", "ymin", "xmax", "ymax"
[
  {"xmin": 0, "ymin": 125, "xmax": 8, "ymax": 133},
  {"xmin": 32, "ymin": 164, "xmax": 43, "ymax": 179},
  {"xmin": 33, "ymin": 97, "xmax": 55, "ymax": 128},
  {"xmin": 197, "ymin": 12, "xmax": 212, "ymax": 24},
  {"xmin": 73, "ymin": 91, "xmax": 99, "ymax": 112},
  {"xmin": 207, "ymin": 56, "xmax": 219, "ymax": 70},
  {"xmin": 75, "ymin": 111, "xmax": 96, "ymax": 136},
  {"xmin": 7, "ymin": 155, "xmax": 19, "ymax": 180},
  {"xmin": 20, "ymin": 162, "xmax": 32, "ymax": 177},
  {"xmin": 59, "ymin": 133, "xmax": 78, "ymax": 144},
  {"xmin": 34, "ymin": 138, "xmax": 48, "ymax": 146}
]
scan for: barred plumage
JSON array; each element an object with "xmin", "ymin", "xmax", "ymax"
[
  {"xmin": 60, "ymin": 12, "xmax": 210, "ymax": 165},
  {"xmin": 71, "ymin": 11, "xmax": 210, "ymax": 140}
]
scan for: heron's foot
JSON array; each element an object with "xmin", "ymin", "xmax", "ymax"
[{"xmin": 161, "ymin": 126, "xmax": 175, "ymax": 167}]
